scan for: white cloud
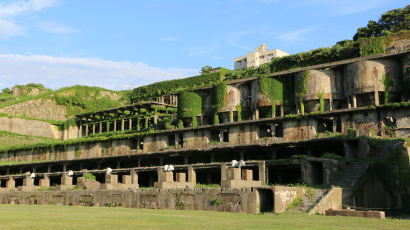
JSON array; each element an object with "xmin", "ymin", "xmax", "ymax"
[
  {"xmin": 0, "ymin": 0, "xmax": 60, "ymax": 18},
  {"xmin": 0, "ymin": 19, "xmax": 24, "ymax": 38},
  {"xmin": 37, "ymin": 21, "xmax": 78, "ymax": 34},
  {"xmin": 277, "ymin": 28, "xmax": 313, "ymax": 42},
  {"xmin": 0, "ymin": 54, "xmax": 198, "ymax": 90},
  {"xmin": 0, "ymin": 0, "xmax": 61, "ymax": 38}
]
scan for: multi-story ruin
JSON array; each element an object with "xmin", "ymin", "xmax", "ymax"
[{"xmin": 0, "ymin": 31, "xmax": 409, "ymax": 215}]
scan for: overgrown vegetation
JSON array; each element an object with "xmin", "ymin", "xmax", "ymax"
[
  {"xmin": 178, "ymin": 92, "xmax": 202, "ymax": 128},
  {"xmin": 211, "ymin": 82, "xmax": 227, "ymax": 124},
  {"xmin": 295, "ymin": 70, "xmax": 309, "ymax": 114},
  {"xmin": 130, "ymin": 69, "xmax": 228, "ymax": 103}
]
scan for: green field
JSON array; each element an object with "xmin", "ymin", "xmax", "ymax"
[{"xmin": 0, "ymin": 205, "xmax": 409, "ymax": 230}]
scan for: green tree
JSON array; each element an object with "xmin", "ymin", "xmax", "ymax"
[
  {"xmin": 353, "ymin": 5, "xmax": 410, "ymax": 40},
  {"xmin": 201, "ymin": 65, "xmax": 213, "ymax": 74},
  {"xmin": 1, "ymin": 88, "xmax": 12, "ymax": 94}
]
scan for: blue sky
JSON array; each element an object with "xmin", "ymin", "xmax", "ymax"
[{"xmin": 0, "ymin": 0, "xmax": 407, "ymax": 90}]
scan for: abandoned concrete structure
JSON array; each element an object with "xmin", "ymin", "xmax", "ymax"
[
  {"xmin": 234, "ymin": 44, "xmax": 289, "ymax": 70},
  {"xmin": 0, "ymin": 34, "xmax": 409, "ymax": 215}
]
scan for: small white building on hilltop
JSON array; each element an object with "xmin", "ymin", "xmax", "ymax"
[{"xmin": 234, "ymin": 44, "xmax": 289, "ymax": 70}]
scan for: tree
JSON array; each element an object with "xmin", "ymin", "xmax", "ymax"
[
  {"xmin": 353, "ymin": 5, "xmax": 410, "ymax": 40},
  {"xmin": 1, "ymin": 88, "xmax": 12, "ymax": 94},
  {"xmin": 201, "ymin": 65, "xmax": 213, "ymax": 74}
]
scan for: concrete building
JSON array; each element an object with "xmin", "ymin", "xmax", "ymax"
[{"xmin": 234, "ymin": 44, "xmax": 289, "ymax": 70}]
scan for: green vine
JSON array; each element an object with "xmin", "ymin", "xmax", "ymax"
[
  {"xmin": 382, "ymin": 75, "xmax": 392, "ymax": 103},
  {"xmin": 178, "ymin": 92, "xmax": 202, "ymax": 119},
  {"xmin": 236, "ymin": 104, "xmax": 242, "ymax": 122},
  {"xmin": 296, "ymin": 70, "xmax": 309, "ymax": 114},
  {"xmin": 318, "ymin": 90, "xmax": 325, "ymax": 112},
  {"xmin": 211, "ymin": 82, "xmax": 227, "ymax": 124}
]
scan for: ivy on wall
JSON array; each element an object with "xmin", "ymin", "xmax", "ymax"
[
  {"xmin": 295, "ymin": 70, "xmax": 309, "ymax": 114},
  {"xmin": 177, "ymin": 91, "xmax": 202, "ymax": 128},
  {"xmin": 211, "ymin": 82, "xmax": 227, "ymax": 124},
  {"xmin": 359, "ymin": 30, "xmax": 410, "ymax": 56},
  {"xmin": 258, "ymin": 76, "xmax": 294, "ymax": 116},
  {"xmin": 130, "ymin": 68, "xmax": 229, "ymax": 103},
  {"xmin": 318, "ymin": 91, "xmax": 325, "ymax": 113},
  {"xmin": 382, "ymin": 75, "xmax": 392, "ymax": 103}
]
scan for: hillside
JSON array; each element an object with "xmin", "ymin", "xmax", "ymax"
[
  {"xmin": 0, "ymin": 131, "xmax": 55, "ymax": 150},
  {"xmin": 0, "ymin": 85, "xmax": 129, "ymax": 122}
]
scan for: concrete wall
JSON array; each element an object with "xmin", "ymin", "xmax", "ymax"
[
  {"xmin": 0, "ymin": 116, "xmax": 61, "ymax": 139},
  {"xmin": 309, "ymin": 188, "xmax": 343, "ymax": 214},
  {"xmin": 0, "ymin": 188, "xmax": 258, "ymax": 214},
  {"xmin": 272, "ymin": 186, "xmax": 305, "ymax": 213}
]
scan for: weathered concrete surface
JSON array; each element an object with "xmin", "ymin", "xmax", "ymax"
[
  {"xmin": 0, "ymin": 116, "xmax": 61, "ymax": 139},
  {"xmin": 0, "ymin": 99, "xmax": 67, "ymax": 121},
  {"xmin": 0, "ymin": 188, "xmax": 259, "ymax": 214},
  {"xmin": 271, "ymin": 186, "xmax": 305, "ymax": 213},
  {"xmin": 309, "ymin": 188, "xmax": 342, "ymax": 215},
  {"xmin": 325, "ymin": 209, "xmax": 385, "ymax": 219}
]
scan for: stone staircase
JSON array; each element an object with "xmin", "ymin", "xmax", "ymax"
[
  {"xmin": 333, "ymin": 162, "xmax": 369, "ymax": 188},
  {"xmin": 302, "ymin": 189, "xmax": 329, "ymax": 212}
]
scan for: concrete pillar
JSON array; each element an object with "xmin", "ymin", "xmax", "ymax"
[
  {"xmin": 121, "ymin": 119, "xmax": 125, "ymax": 131},
  {"xmin": 374, "ymin": 91, "xmax": 379, "ymax": 106},
  {"xmin": 254, "ymin": 108, "xmax": 259, "ymax": 120},
  {"xmin": 258, "ymin": 161, "xmax": 266, "ymax": 185},
  {"xmin": 85, "ymin": 123, "xmax": 89, "ymax": 136},
  {"xmin": 329, "ymin": 96, "xmax": 333, "ymax": 111},
  {"xmin": 6, "ymin": 177, "xmax": 15, "ymax": 189},
  {"xmin": 39, "ymin": 175, "xmax": 50, "ymax": 187},
  {"xmin": 221, "ymin": 163, "xmax": 228, "ymax": 182},
  {"xmin": 187, "ymin": 165, "xmax": 196, "ymax": 184},
  {"xmin": 92, "ymin": 123, "xmax": 96, "ymax": 134},
  {"xmin": 280, "ymin": 105, "xmax": 284, "ymax": 117},
  {"xmin": 99, "ymin": 122, "xmax": 103, "ymax": 133},
  {"xmin": 229, "ymin": 109, "xmax": 234, "ymax": 122},
  {"xmin": 105, "ymin": 174, "xmax": 118, "ymax": 184},
  {"xmin": 129, "ymin": 119, "xmax": 132, "ymax": 130},
  {"xmin": 242, "ymin": 169, "xmax": 253, "ymax": 181},
  {"xmin": 114, "ymin": 120, "xmax": 117, "ymax": 131},
  {"xmin": 131, "ymin": 169, "xmax": 138, "ymax": 185},
  {"xmin": 157, "ymin": 167, "xmax": 162, "ymax": 183},
  {"xmin": 61, "ymin": 174, "xmax": 72, "ymax": 185},
  {"xmin": 347, "ymin": 97, "xmax": 351, "ymax": 109},
  {"xmin": 176, "ymin": 173, "xmax": 186, "ymax": 182},
  {"xmin": 154, "ymin": 115, "xmax": 158, "ymax": 125},
  {"xmin": 23, "ymin": 176, "xmax": 34, "ymax": 186},
  {"xmin": 79, "ymin": 120, "xmax": 83, "ymax": 138},
  {"xmin": 352, "ymin": 95, "xmax": 357, "ymax": 108}
]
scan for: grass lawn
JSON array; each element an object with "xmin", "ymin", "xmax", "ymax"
[{"xmin": 0, "ymin": 205, "xmax": 409, "ymax": 230}]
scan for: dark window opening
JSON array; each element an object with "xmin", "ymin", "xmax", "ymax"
[
  {"xmin": 275, "ymin": 122, "xmax": 283, "ymax": 137},
  {"xmin": 257, "ymin": 189, "xmax": 274, "ymax": 212},
  {"xmin": 259, "ymin": 125, "xmax": 272, "ymax": 138},
  {"xmin": 138, "ymin": 171, "xmax": 157, "ymax": 187},
  {"xmin": 268, "ymin": 165, "xmax": 301, "ymax": 185},
  {"xmin": 167, "ymin": 135, "xmax": 175, "ymax": 146},
  {"xmin": 130, "ymin": 138, "xmax": 138, "ymax": 150},
  {"xmin": 317, "ymin": 118, "xmax": 333, "ymax": 133},
  {"xmin": 259, "ymin": 106, "xmax": 272, "ymax": 118},
  {"xmin": 222, "ymin": 129, "xmax": 229, "ymax": 142},
  {"xmin": 336, "ymin": 118, "xmax": 342, "ymax": 132},
  {"xmin": 210, "ymin": 130, "xmax": 220, "ymax": 142},
  {"xmin": 311, "ymin": 161, "xmax": 323, "ymax": 185},
  {"xmin": 138, "ymin": 138, "xmax": 144, "ymax": 150},
  {"xmin": 178, "ymin": 134, "xmax": 184, "ymax": 147},
  {"xmin": 195, "ymin": 168, "xmax": 221, "ymax": 185}
]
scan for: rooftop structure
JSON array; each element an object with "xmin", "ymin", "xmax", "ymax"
[{"xmin": 234, "ymin": 44, "xmax": 289, "ymax": 70}]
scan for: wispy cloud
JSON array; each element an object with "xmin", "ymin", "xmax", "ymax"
[
  {"xmin": 277, "ymin": 28, "xmax": 313, "ymax": 42},
  {"xmin": 0, "ymin": 0, "xmax": 62, "ymax": 38},
  {"xmin": 0, "ymin": 19, "xmax": 25, "ymax": 38},
  {"xmin": 186, "ymin": 43, "xmax": 218, "ymax": 56},
  {"xmin": 160, "ymin": 37, "xmax": 179, "ymax": 41},
  {"xmin": 37, "ymin": 21, "xmax": 78, "ymax": 34},
  {"xmin": 227, "ymin": 40, "xmax": 251, "ymax": 51},
  {"xmin": 0, "ymin": 54, "xmax": 198, "ymax": 90}
]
